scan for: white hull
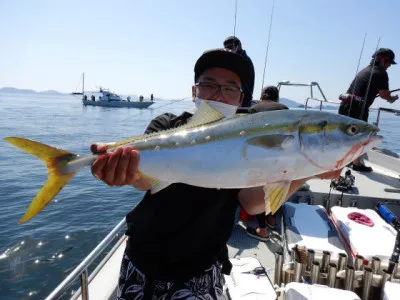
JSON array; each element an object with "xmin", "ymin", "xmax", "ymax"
[{"xmin": 82, "ymin": 99, "xmax": 154, "ymax": 109}]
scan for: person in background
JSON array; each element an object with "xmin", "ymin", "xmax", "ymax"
[
  {"xmin": 338, "ymin": 48, "xmax": 398, "ymax": 172},
  {"xmin": 245, "ymin": 85, "xmax": 288, "ymax": 241},
  {"xmin": 223, "ymin": 36, "xmax": 255, "ymax": 108},
  {"xmin": 151, "ymin": 93, "xmax": 154, "ymax": 101}
]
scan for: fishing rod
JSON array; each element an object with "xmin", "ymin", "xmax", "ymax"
[
  {"xmin": 233, "ymin": 0, "xmax": 238, "ymax": 38},
  {"xmin": 347, "ymin": 33, "xmax": 367, "ymax": 118},
  {"xmin": 359, "ymin": 37, "xmax": 381, "ymax": 119},
  {"xmin": 260, "ymin": 0, "xmax": 276, "ymax": 90}
]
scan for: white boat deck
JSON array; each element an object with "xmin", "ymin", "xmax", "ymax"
[{"xmin": 67, "ymin": 147, "xmax": 400, "ymax": 299}]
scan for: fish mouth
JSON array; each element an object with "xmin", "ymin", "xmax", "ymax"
[
  {"xmin": 362, "ymin": 133, "xmax": 383, "ymax": 149},
  {"xmin": 350, "ymin": 133, "xmax": 383, "ymax": 162}
]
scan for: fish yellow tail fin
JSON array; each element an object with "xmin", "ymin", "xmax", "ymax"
[{"xmin": 3, "ymin": 137, "xmax": 78, "ymax": 224}]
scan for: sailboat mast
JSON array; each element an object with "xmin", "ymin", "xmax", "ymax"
[{"xmin": 82, "ymin": 73, "xmax": 85, "ymax": 95}]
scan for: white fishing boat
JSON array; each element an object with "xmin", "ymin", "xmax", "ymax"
[
  {"xmin": 82, "ymin": 87, "xmax": 154, "ymax": 109},
  {"xmin": 45, "ymin": 82, "xmax": 400, "ymax": 300},
  {"xmin": 75, "ymin": 73, "xmax": 154, "ymax": 109}
]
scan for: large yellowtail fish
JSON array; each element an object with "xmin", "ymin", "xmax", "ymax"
[{"xmin": 4, "ymin": 102, "xmax": 382, "ymax": 223}]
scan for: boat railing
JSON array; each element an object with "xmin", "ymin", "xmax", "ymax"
[
  {"xmin": 373, "ymin": 107, "xmax": 400, "ymax": 127},
  {"xmin": 277, "ymin": 81, "xmax": 340, "ymax": 110},
  {"xmin": 45, "ymin": 218, "xmax": 127, "ymax": 300}
]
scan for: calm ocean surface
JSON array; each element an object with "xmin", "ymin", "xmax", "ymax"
[{"xmin": 0, "ymin": 93, "xmax": 399, "ymax": 299}]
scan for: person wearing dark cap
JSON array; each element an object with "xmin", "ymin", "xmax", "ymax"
[
  {"xmin": 223, "ymin": 36, "xmax": 255, "ymax": 108},
  {"xmin": 90, "ymin": 49, "xmax": 340, "ymax": 299},
  {"xmin": 339, "ymin": 48, "xmax": 398, "ymax": 172}
]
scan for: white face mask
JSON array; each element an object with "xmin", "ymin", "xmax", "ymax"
[{"xmin": 194, "ymin": 97, "xmax": 238, "ymax": 117}]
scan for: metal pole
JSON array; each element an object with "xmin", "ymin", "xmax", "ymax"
[
  {"xmin": 307, "ymin": 249, "xmax": 315, "ymax": 271},
  {"xmin": 362, "ymin": 267, "xmax": 373, "ymax": 300},
  {"xmin": 338, "ymin": 253, "xmax": 348, "ymax": 271},
  {"xmin": 355, "ymin": 255, "xmax": 365, "ymax": 271},
  {"xmin": 371, "ymin": 256, "xmax": 381, "ymax": 274},
  {"xmin": 321, "ymin": 251, "xmax": 331, "ymax": 273},
  {"xmin": 327, "ymin": 263, "xmax": 337, "ymax": 288},
  {"xmin": 275, "ymin": 251, "xmax": 283, "ymax": 286},
  {"xmin": 294, "ymin": 259, "xmax": 303, "ymax": 283},
  {"xmin": 345, "ymin": 265, "xmax": 355, "ymax": 291},
  {"xmin": 80, "ymin": 269, "xmax": 89, "ymax": 300},
  {"xmin": 311, "ymin": 261, "xmax": 320, "ymax": 284}
]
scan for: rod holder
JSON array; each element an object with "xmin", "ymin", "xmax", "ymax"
[
  {"xmin": 371, "ymin": 256, "xmax": 381, "ymax": 274},
  {"xmin": 310, "ymin": 261, "xmax": 320, "ymax": 284},
  {"xmin": 321, "ymin": 251, "xmax": 331, "ymax": 273},
  {"xmin": 293, "ymin": 259, "xmax": 303, "ymax": 283},
  {"xmin": 306, "ymin": 249, "xmax": 315, "ymax": 271},
  {"xmin": 337, "ymin": 253, "xmax": 348, "ymax": 271},
  {"xmin": 355, "ymin": 254, "xmax": 365, "ymax": 271},
  {"xmin": 327, "ymin": 262, "xmax": 337, "ymax": 288},
  {"xmin": 274, "ymin": 251, "xmax": 283, "ymax": 286},
  {"xmin": 344, "ymin": 265, "xmax": 355, "ymax": 291},
  {"xmin": 362, "ymin": 267, "xmax": 373, "ymax": 300}
]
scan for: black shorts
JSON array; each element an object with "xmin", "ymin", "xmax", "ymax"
[{"xmin": 338, "ymin": 102, "xmax": 369, "ymax": 122}]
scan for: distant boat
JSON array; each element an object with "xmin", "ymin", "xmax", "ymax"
[
  {"xmin": 74, "ymin": 73, "xmax": 154, "ymax": 109},
  {"xmin": 83, "ymin": 88, "xmax": 154, "ymax": 109}
]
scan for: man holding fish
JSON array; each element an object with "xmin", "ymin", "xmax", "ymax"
[{"xmin": 90, "ymin": 49, "xmax": 358, "ymax": 299}]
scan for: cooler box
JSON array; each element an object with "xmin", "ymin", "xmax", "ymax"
[
  {"xmin": 330, "ymin": 206, "xmax": 397, "ymax": 263},
  {"xmin": 284, "ymin": 282, "xmax": 360, "ymax": 300},
  {"xmin": 282, "ymin": 203, "xmax": 346, "ymax": 263},
  {"xmin": 384, "ymin": 281, "xmax": 400, "ymax": 300},
  {"xmin": 224, "ymin": 257, "xmax": 277, "ymax": 299}
]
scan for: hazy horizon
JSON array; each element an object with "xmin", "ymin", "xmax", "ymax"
[{"xmin": 1, "ymin": 0, "xmax": 400, "ymax": 108}]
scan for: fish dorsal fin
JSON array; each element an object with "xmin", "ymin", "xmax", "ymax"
[
  {"xmin": 186, "ymin": 101, "xmax": 225, "ymax": 127},
  {"xmin": 107, "ymin": 101, "xmax": 225, "ymax": 150}
]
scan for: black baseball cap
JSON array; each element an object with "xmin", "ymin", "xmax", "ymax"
[
  {"xmin": 372, "ymin": 48, "xmax": 397, "ymax": 64},
  {"xmin": 261, "ymin": 85, "xmax": 279, "ymax": 101},
  {"xmin": 194, "ymin": 48, "xmax": 253, "ymax": 92},
  {"xmin": 223, "ymin": 36, "xmax": 241, "ymax": 48}
]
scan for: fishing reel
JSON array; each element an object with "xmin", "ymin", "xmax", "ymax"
[{"xmin": 330, "ymin": 170, "xmax": 355, "ymax": 192}]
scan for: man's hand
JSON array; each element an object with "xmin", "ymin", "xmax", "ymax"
[{"xmin": 91, "ymin": 143, "xmax": 151, "ymax": 191}]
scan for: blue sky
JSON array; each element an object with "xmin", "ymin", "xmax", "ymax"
[{"xmin": 1, "ymin": 0, "xmax": 400, "ymax": 108}]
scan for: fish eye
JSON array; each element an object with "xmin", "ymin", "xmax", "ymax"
[{"xmin": 346, "ymin": 124, "xmax": 359, "ymax": 135}]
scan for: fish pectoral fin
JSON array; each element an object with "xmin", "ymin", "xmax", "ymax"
[
  {"xmin": 263, "ymin": 181, "xmax": 291, "ymax": 215},
  {"xmin": 186, "ymin": 101, "xmax": 225, "ymax": 127},
  {"xmin": 139, "ymin": 172, "xmax": 172, "ymax": 194},
  {"xmin": 246, "ymin": 135, "xmax": 294, "ymax": 149}
]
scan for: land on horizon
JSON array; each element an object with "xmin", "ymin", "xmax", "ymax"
[{"xmin": 0, "ymin": 86, "xmax": 339, "ymax": 109}]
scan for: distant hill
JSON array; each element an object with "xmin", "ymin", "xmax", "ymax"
[
  {"xmin": 40, "ymin": 90, "xmax": 64, "ymax": 95},
  {"xmin": 279, "ymin": 98, "xmax": 338, "ymax": 110},
  {"xmin": 279, "ymin": 97, "xmax": 312, "ymax": 108},
  {"xmin": 0, "ymin": 87, "xmax": 65, "ymax": 94}
]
